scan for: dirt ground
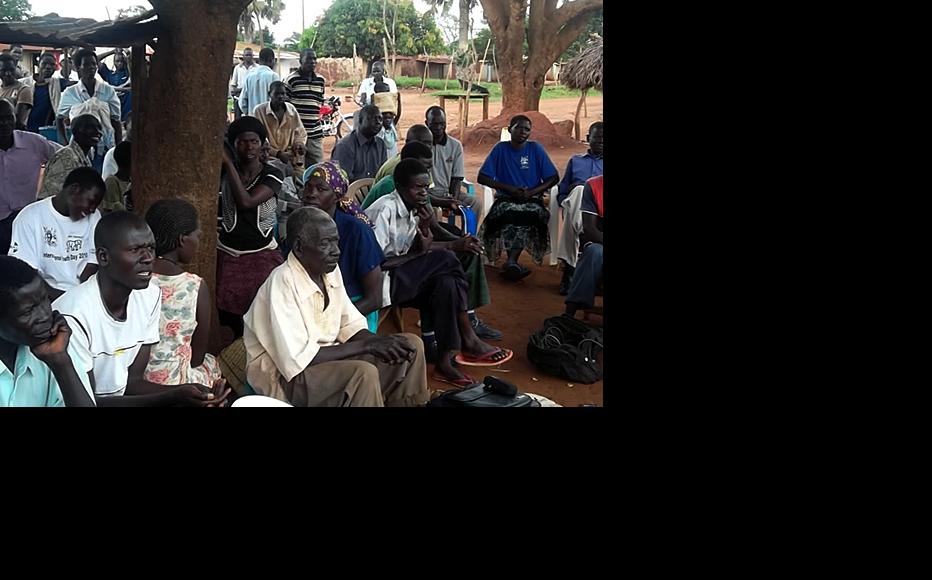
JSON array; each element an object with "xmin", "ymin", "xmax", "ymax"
[{"xmin": 327, "ymin": 90, "xmax": 605, "ymax": 407}]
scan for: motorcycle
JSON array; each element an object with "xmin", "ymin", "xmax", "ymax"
[{"xmin": 319, "ymin": 95, "xmax": 354, "ymax": 140}]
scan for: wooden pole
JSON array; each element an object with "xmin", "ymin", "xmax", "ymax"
[
  {"xmin": 420, "ymin": 51, "xmax": 430, "ymax": 92},
  {"xmin": 444, "ymin": 45, "xmax": 455, "ymax": 91},
  {"xmin": 573, "ymin": 88, "xmax": 587, "ymax": 141}
]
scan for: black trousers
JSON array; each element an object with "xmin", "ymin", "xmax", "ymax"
[{"xmin": 390, "ymin": 249, "xmax": 468, "ymax": 353}]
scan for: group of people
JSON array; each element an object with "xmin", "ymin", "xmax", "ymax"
[{"xmin": 1, "ymin": 45, "xmax": 603, "ymax": 407}]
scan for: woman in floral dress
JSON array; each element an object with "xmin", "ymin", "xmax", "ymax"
[{"xmin": 143, "ymin": 199, "xmax": 222, "ymax": 387}]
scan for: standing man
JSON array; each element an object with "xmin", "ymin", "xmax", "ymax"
[
  {"xmin": 284, "ymin": 48, "xmax": 326, "ymax": 170},
  {"xmin": 230, "ymin": 47, "xmax": 256, "ymax": 121},
  {"xmin": 56, "ymin": 48, "xmax": 122, "ymax": 155},
  {"xmin": 356, "ymin": 60, "xmax": 398, "ymax": 108},
  {"xmin": 23, "ymin": 53, "xmax": 59, "ymax": 133},
  {"xmin": 238, "ymin": 48, "xmax": 280, "ymax": 119},
  {"xmin": 9, "ymin": 44, "xmax": 27, "ymax": 79},
  {"xmin": 0, "ymin": 53, "xmax": 32, "ymax": 128},
  {"xmin": 0, "ymin": 100, "xmax": 61, "ymax": 255}
]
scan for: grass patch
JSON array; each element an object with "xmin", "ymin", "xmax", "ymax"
[{"xmin": 334, "ymin": 77, "xmax": 601, "ymax": 102}]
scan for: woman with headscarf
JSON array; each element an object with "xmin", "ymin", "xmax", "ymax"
[
  {"xmin": 217, "ymin": 116, "xmax": 285, "ymax": 338},
  {"xmin": 477, "ymin": 114, "xmax": 559, "ymax": 282},
  {"xmin": 300, "ymin": 161, "xmax": 383, "ymax": 333}
]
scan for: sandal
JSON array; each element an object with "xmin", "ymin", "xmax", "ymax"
[{"xmin": 454, "ymin": 347, "xmax": 514, "ymax": 367}]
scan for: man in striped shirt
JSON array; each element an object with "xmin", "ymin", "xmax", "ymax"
[{"xmin": 284, "ymin": 49, "xmax": 326, "ymax": 171}]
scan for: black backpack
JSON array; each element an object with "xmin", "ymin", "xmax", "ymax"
[{"xmin": 527, "ymin": 315, "xmax": 602, "ymax": 384}]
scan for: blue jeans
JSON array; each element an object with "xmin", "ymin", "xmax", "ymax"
[{"xmin": 566, "ymin": 243, "xmax": 602, "ymax": 308}]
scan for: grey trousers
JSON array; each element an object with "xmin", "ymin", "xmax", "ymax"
[{"xmin": 305, "ymin": 136, "xmax": 324, "ymax": 168}]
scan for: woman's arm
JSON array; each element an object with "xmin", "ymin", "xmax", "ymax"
[
  {"xmin": 190, "ymin": 278, "xmax": 212, "ymax": 368},
  {"xmin": 353, "ymin": 266, "xmax": 384, "ymax": 316},
  {"xmin": 222, "ymin": 151, "xmax": 277, "ymax": 210}
]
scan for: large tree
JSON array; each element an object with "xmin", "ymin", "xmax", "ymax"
[
  {"xmin": 135, "ymin": 0, "xmax": 252, "ymax": 298},
  {"xmin": 0, "ymin": 0, "xmax": 31, "ymax": 21},
  {"xmin": 237, "ymin": 0, "xmax": 285, "ymax": 44},
  {"xmin": 314, "ymin": 0, "xmax": 445, "ymax": 65},
  {"xmin": 480, "ymin": 0, "xmax": 602, "ymax": 112}
]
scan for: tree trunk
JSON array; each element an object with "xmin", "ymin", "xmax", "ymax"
[
  {"xmin": 458, "ymin": 0, "xmax": 471, "ymax": 51},
  {"xmin": 481, "ymin": 0, "xmax": 602, "ymax": 112},
  {"xmin": 136, "ymin": 0, "xmax": 251, "ymax": 296}
]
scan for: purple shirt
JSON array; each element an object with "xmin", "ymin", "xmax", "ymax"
[
  {"xmin": 0, "ymin": 131, "xmax": 60, "ymax": 220},
  {"xmin": 557, "ymin": 152, "xmax": 603, "ymax": 205}
]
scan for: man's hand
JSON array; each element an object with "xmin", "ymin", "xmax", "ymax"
[
  {"xmin": 367, "ymin": 335, "xmax": 416, "ymax": 365},
  {"xmin": 450, "ymin": 235, "xmax": 483, "ymax": 255},
  {"xmin": 172, "ymin": 384, "xmax": 217, "ymax": 407},
  {"xmin": 431, "ymin": 195, "xmax": 458, "ymax": 210},
  {"xmin": 205, "ymin": 378, "xmax": 232, "ymax": 408},
  {"xmin": 30, "ymin": 311, "xmax": 71, "ymax": 363}
]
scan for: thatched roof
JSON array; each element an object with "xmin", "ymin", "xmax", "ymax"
[
  {"xmin": 0, "ymin": 11, "xmax": 159, "ymax": 47},
  {"xmin": 560, "ymin": 34, "xmax": 602, "ymax": 91}
]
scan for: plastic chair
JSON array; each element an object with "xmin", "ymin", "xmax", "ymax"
[
  {"xmin": 347, "ymin": 178, "xmax": 375, "ymax": 206},
  {"xmin": 446, "ymin": 180, "xmax": 478, "ymax": 235}
]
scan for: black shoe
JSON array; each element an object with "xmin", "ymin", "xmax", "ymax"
[
  {"xmin": 470, "ymin": 317, "xmax": 503, "ymax": 340},
  {"xmin": 559, "ymin": 266, "xmax": 575, "ymax": 295}
]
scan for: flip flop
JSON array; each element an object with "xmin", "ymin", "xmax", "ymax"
[
  {"xmin": 500, "ymin": 264, "xmax": 530, "ymax": 282},
  {"xmin": 431, "ymin": 373, "xmax": 476, "ymax": 388},
  {"xmin": 454, "ymin": 347, "xmax": 514, "ymax": 367}
]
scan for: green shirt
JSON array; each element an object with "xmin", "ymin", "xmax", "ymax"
[
  {"xmin": 0, "ymin": 345, "xmax": 65, "ymax": 407},
  {"xmin": 361, "ymin": 175, "xmax": 434, "ymax": 210}
]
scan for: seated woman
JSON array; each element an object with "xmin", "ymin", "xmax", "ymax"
[
  {"xmin": 143, "ymin": 199, "xmax": 223, "ymax": 388},
  {"xmin": 217, "ymin": 116, "xmax": 285, "ymax": 338},
  {"xmin": 300, "ymin": 161, "xmax": 383, "ymax": 333},
  {"xmin": 477, "ymin": 114, "xmax": 559, "ymax": 281}
]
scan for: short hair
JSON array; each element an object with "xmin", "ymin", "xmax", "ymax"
[
  {"xmin": 587, "ymin": 121, "xmax": 603, "ymax": 136},
  {"xmin": 0, "ymin": 54, "xmax": 14, "ymax": 67},
  {"xmin": 113, "ymin": 141, "xmax": 131, "ymax": 169},
  {"xmin": 63, "ymin": 167, "xmax": 105, "ymax": 193},
  {"xmin": 95, "ymin": 210, "xmax": 149, "ymax": 251},
  {"xmin": 0, "ymin": 256, "xmax": 39, "ymax": 317},
  {"xmin": 242, "ymin": 46, "xmax": 254, "ymax": 55},
  {"xmin": 227, "ymin": 115, "xmax": 267, "ymax": 143},
  {"xmin": 72, "ymin": 48, "xmax": 98, "ymax": 68},
  {"xmin": 258, "ymin": 47, "xmax": 275, "ymax": 62},
  {"xmin": 425, "ymin": 105, "xmax": 445, "ymax": 120},
  {"xmin": 70, "ymin": 114, "xmax": 101, "ymax": 133},
  {"xmin": 287, "ymin": 206, "xmax": 334, "ymax": 250},
  {"xmin": 299, "ymin": 48, "xmax": 316, "ymax": 62},
  {"xmin": 38, "ymin": 52, "xmax": 57, "ymax": 64},
  {"xmin": 145, "ymin": 198, "xmax": 199, "ymax": 256},
  {"xmin": 360, "ymin": 104, "xmax": 381, "ymax": 118},
  {"xmin": 508, "ymin": 114, "xmax": 531, "ymax": 130},
  {"xmin": 406, "ymin": 124, "xmax": 432, "ymax": 143},
  {"xmin": 268, "ymin": 80, "xmax": 286, "ymax": 94},
  {"xmin": 400, "ymin": 141, "xmax": 432, "ymax": 161},
  {"xmin": 393, "ymin": 158, "xmax": 429, "ymax": 188},
  {"xmin": 371, "ymin": 59, "xmax": 385, "ymax": 69},
  {"xmin": 10, "ymin": 44, "xmax": 22, "ymax": 50}
]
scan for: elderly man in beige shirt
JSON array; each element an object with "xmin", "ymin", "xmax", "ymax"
[
  {"xmin": 243, "ymin": 207, "xmax": 429, "ymax": 407},
  {"xmin": 253, "ymin": 81, "xmax": 307, "ymax": 180}
]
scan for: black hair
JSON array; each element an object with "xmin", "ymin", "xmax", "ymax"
[
  {"xmin": 508, "ymin": 114, "xmax": 531, "ymax": 130},
  {"xmin": 405, "ymin": 124, "xmax": 432, "ymax": 142},
  {"xmin": 38, "ymin": 52, "xmax": 57, "ymax": 63},
  {"xmin": 258, "ymin": 47, "xmax": 275, "ymax": 62},
  {"xmin": 360, "ymin": 104, "xmax": 381, "ymax": 118},
  {"xmin": 227, "ymin": 115, "xmax": 267, "ymax": 143},
  {"xmin": 94, "ymin": 210, "xmax": 149, "ymax": 251},
  {"xmin": 70, "ymin": 114, "xmax": 101, "ymax": 133},
  {"xmin": 587, "ymin": 121, "xmax": 603, "ymax": 136},
  {"xmin": 393, "ymin": 158, "xmax": 429, "ymax": 188},
  {"xmin": 113, "ymin": 141, "xmax": 131, "ymax": 169},
  {"xmin": 268, "ymin": 80, "xmax": 286, "ymax": 94},
  {"xmin": 72, "ymin": 48, "xmax": 98, "ymax": 68},
  {"xmin": 400, "ymin": 141, "xmax": 432, "ymax": 160},
  {"xmin": 63, "ymin": 167, "xmax": 105, "ymax": 193},
  {"xmin": 145, "ymin": 198, "xmax": 199, "ymax": 256},
  {"xmin": 299, "ymin": 48, "xmax": 316, "ymax": 62},
  {"xmin": 0, "ymin": 256, "xmax": 39, "ymax": 318},
  {"xmin": 425, "ymin": 105, "xmax": 445, "ymax": 120},
  {"xmin": 0, "ymin": 54, "xmax": 14, "ymax": 66}
]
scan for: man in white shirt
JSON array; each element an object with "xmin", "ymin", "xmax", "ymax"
[
  {"xmin": 365, "ymin": 159, "xmax": 512, "ymax": 387},
  {"xmin": 244, "ymin": 207, "xmax": 429, "ymax": 407},
  {"xmin": 55, "ymin": 49, "xmax": 121, "ymax": 153},
  {"xmin": 9, "ymin": 167, "xmax": 104, "ymax": 300},
  {"xmin": 230, "ymin": 47, "xmax": 257, "ymax": 120},
  {"xmin": 356, "ymin": 60, "xmax": 398, "ymax": 106},
  {"xmin": 54, "ymin": 211, "xmax": 229, "ymax": 406}
]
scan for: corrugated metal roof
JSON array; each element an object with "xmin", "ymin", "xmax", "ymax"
[{"xmin": 0, "ymin": 11, "xmax": 159, "ymax": 47}]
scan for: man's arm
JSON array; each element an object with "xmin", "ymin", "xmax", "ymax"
[
  {"xmin": 56, "ymin": 116, "xmax": 67, "ymax": 145},
  {"xmin": 31, "ymin": 312, "xmax": 96, "ymax": 407},
  {"xmin": 581, "ymin": 213, "xmax": 602, "ymax": 246},
  {"xmin": 353, "ymin": 267, "xmax": 384, "ymax": 316},
  {"xmin": 122, "ymin": 343, "xmax": 219, "ymax": 406}
]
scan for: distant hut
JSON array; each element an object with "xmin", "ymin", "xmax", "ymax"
[{"xmin": 560, "ymin": 34, "xmax": 602, "ymax": 141}]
